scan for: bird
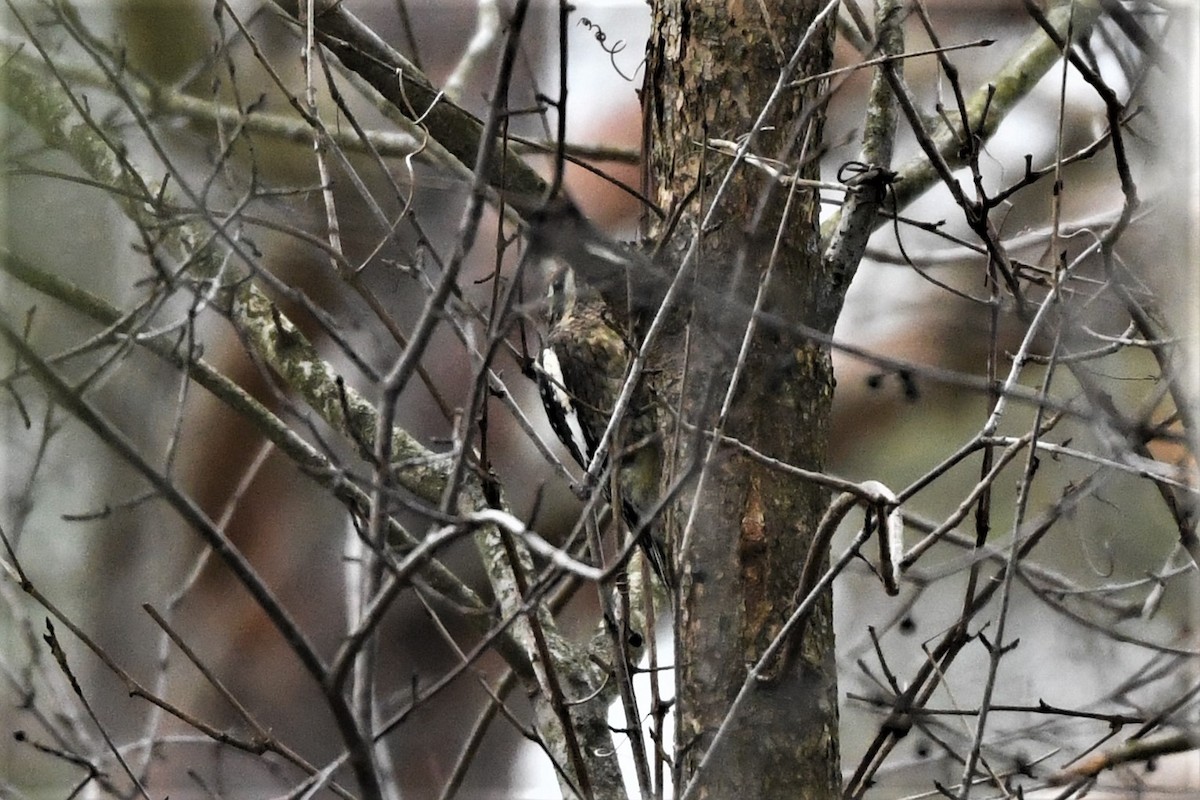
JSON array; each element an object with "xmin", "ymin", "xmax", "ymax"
[{"xmin": 533, "ymin": 257, "xmax": 674, "ymax": 590}]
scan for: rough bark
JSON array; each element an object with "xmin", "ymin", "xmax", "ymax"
[{"xmin": 643, "ymin": 2, "xmax": 841, "ymax": 797}]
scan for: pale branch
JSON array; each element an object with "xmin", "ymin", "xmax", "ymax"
[
  {"xmin": 267, "ymin": 0, "xmax": 549, "ymax": 213},
  {"xmin": 0, "ymin": 248, "xmax": 511, "ymax": 623},
  {"xmin": 443, "ymin": 0, "xmax": 502, "ymax": 104},
  {"xmin": 845, "ymin": 472, "xmax": 1113, "ymax": 797},
  {"xmin": 819, "ymin": 0, "xmax": 1106, "ymax": 244},
  {"xmin": 819, "ymin": 0, "xmax": 902, "ymax": 328},
  {"xmin": 4, "ymin": 1, "xmax": 1193, "ymax": 796},
  {"xmin": 3, "ymin": 13, "xmax": 625, "ymax": 791},
  {"xmin": 1047, "ymin": 732, "xmax": 1198, "ymax": 786},
  {"xmin": 2, "ymin": 16, "xmax": 457, "ymax": 546},
  {"xmin": 1, "ymin": 42, "xmax": 448, "ymax": 163}
]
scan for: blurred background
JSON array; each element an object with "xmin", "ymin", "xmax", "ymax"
[{"xmin": 2, "ymin": 0, "xmax": 1196, "ymax": 797}]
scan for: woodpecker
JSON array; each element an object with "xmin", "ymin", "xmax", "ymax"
[{"xmin": 534, "ymin": 261, "xmax": 673, "ymax": 589}]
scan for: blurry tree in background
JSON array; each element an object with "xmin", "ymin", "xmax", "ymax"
[{"xmin": 1, "ymin": 1, "xmax": 1197, "ymax": 798}]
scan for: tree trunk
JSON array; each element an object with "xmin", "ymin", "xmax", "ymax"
[{"xmin": 643, "ymin": 2, "xmax": 841, "ymax": 796}]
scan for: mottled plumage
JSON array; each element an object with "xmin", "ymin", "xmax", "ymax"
[{"xmin": 535, "ymin": 266, "xmax": 672, "ymax": 588}]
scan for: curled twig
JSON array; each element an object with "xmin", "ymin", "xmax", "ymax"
[{"xmin": 577, "ymin": 17, "xmax": 643, "ymax": 82}]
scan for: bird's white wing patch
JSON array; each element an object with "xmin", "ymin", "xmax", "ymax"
[{"xmin": 537, "ymin": 347, "xmax": 591, "ymax": 469}]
